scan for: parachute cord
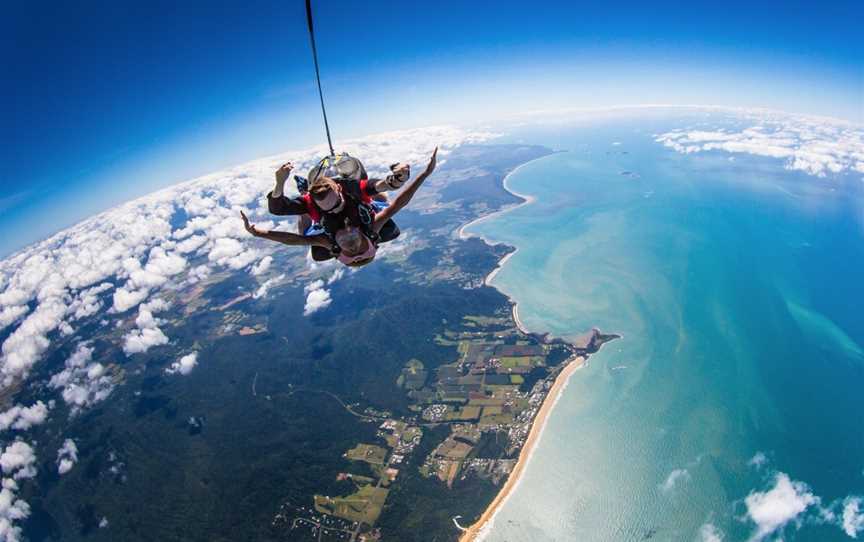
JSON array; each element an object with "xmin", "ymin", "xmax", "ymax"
[{"xmin": 305, "ymin": 0, "xmax": 335, "ymax": 156}]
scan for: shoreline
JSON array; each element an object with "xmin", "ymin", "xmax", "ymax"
[
  {"xmin": 455, "ymin": 151, "xmax": 608, "ymax": 541},
  {"xmin": 460, "ymin": 153, "xmax": 553, "ymax": 336},
  {"xmin": 457, "ymin": 155, "xmax": 546, "ymax": 243},
  {"xmin": 510, "ymin": 304, "xmax": 528, "ymax": 335},
  {"xmin": 458, "ymin": 355, "xmax": 587, "ymax": 542},
  {"xmin": 484, "ymin": 249, "xmax": 517, "ymax": 287}
]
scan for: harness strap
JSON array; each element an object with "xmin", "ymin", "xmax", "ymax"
[
  {"xmin": 358, "ymin": 179, "xmax": 373, "ymax": 204},
  {"xmin": 301, "ymin": 193, "xmax": 321, "ymax": 223}
]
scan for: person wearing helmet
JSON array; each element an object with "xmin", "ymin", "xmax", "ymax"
[
  {"xmin": 241, "ymin": 148, "xmax": 437, "ymax": 267},
  {"xmin": 266, "ymin": 155, "xmax": 409, "ymax": 261}
]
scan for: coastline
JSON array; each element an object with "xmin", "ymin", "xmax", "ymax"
[
  {"xmin": 510, "ymin": 303, "xmax": 528, "ymax": 335},
  {"xmin": 455, "ymin": 151, "xmax": 612, "ymax": 542},
  {"xmin": 460, "ymin": 154, "xmax": 550, "ymax": 332},
  {"xmin": 458, "ymin": 355, "xmax": 587, "ymax": 542},
  {"xmin": 484, "ymin": 250, "xmax": 517, "ymax": 287},
  {"xmin": 457, "ymin": 155, "xmax": 545, "ymax": 243}
]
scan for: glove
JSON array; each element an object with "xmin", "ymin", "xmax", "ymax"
[{"xmin": 388, "ymin": 163, "xmax": 410, "ymax": 188}]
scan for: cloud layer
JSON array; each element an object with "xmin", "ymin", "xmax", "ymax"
[
  {"xmin": 0, "ymin": 125, "xmax": 494, "ymax": 393},
  {"xmin": 0, "ymin": 477, "xmax": 30, "ymax": 542},
  {"xmin": 0, "ymin": 402, "xmax": 49, "ymax": 432},
  {"xmin": 656, "ymin": 111, "xmax": 864, "ymax": 178},
  {"xmin": 48, "ymin": 343, "xmax": 114, "ymax": 415},
  {"xmin": 0, "ymin": 124, "xmax": 496, "ymax": 541}
]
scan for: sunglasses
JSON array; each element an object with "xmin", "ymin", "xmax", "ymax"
[{"xmin": 315, "ymin": 192, "xmax": 344, "ymax": 213}]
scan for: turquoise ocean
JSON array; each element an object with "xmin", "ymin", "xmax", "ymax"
[{"xmin": 466, "ymin": 113, "xmax": 864, "ymax": 541}]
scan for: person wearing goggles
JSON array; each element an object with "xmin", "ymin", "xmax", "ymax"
[
  {"xmin": 266, "ymin": 158, "xmax": 410, "ymax": 261},
  {"xmin": 241, "ymin": 147, "xmax": 437, "ymax": 268}
]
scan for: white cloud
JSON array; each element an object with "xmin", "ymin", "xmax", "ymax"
[
  {"xmin": 98, "ymin": 517, "xmax": 109, "ymax": 529},
  {"xmin": 660, "ymin": 468, "xmax": 690, "ymax": 493},
  {"xmin": 122, "ymin": 327, "xmax": 168, "ymax": 355},
  {"xmin": 0, "ymin": 401, "xmax": 50, "ymax": 432},
  {"xmin": 253, "ymin": 273, "xmax": 286, "ymax": 300},
  {"xmin": 70, "ymin": 282, "xmax": 113, "ymax": 320},
  {"xmin": 0, "ymin": 297, "xmax": 69, "ymax": 385},
  {"xmin": 303, "ymin": 279, "xmax": 332, "ymax": 316},
  {"xmin": 748, "ymin": 452, "xmax": 768, "ymax": 469},
  {"xmin": 843, "ymin": 497, "xmax": 864, "ymax": 539},
  {"xmin": 208, "ymin": 238, "xmax": 244, "ymax": 263},
  {"xmin": 48, "ymin": 343, "xmax": 114, "ymax": 415},
  {"xmin": 165, "ymin": 352, "xmax": 198, "ymax": 376},
  {"xmin": 699, "ymin": 522, "xmax": 723, "ymax": 542},
  {"xmin": 110, "ymin": 248, "xmax": 186, "ymax": 313},
  {"xmin": 656, "ymin": 112, "xmax": 864, "ymax": 178},
  {"xmin": 112, "ymin": 287, "xmax": 150, "ymax": 313},
  {"xmin": 250, "ymin": 256, "xmax": 272, "ymax": 276},
  {"xmin": 174, "ymin": 234, "xmax": 208, "ymax": 254},
  {"xmin": 0, "ymin": 124, "xmax": 493, "ymax": 396},
  {"xmin": 327, "ymin": 268, "xmax": 344, "ymax": 285},
  {"xmin": 303, "ymin": 289, "xmax": 332, "ymax": 316},
  {"xmin": 304, "ymin": 279, "xmax": 325, "ymax": 293},
  {"xmin": 0, "ymin": 306, "xmax": 28, "ymax": 334},
  {"xmin": 187, "ymin": 264, "xmax": 211, "ymax": 284},
  {"xmin": 0, "ymin": 477, "xmax": 30, "ymax": 542},
  {"xmin": 206, "ymin": 236, "xmax": 261, "ymax": 271},
  {"xmin": 122, "ymin": 299, "xmax": 170, "ymax": 355},
  {"xmin": 56, "ymin": 439, "xmax": 78, "ymax": 475},
  {"xmin": 141, "ymin": 247, "xmax": 187, "ymax": 279},
  {"xmin": 744, "ymin": 472, "xmax": 818, "ymax": 541},
  {"xmin": 0, "ymin": 442, "xmax": 36, "ymax": 481}
]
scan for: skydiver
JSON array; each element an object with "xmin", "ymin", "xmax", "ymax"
[
  {"xmin": 266, "ymin": 156, "xmax": 411, "ymax": 262},
  {"xmin": 241, "ymin": 147, "xmax": 438, "ymax": 268}
]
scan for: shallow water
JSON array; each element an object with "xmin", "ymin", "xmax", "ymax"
[{"xmin": 467, "ymin": 116, "xmax": 864, "ymax": 541}]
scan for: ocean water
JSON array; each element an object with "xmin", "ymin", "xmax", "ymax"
[{"xmin": 467, "ymin": 115, "xmax": 864, "ymax": 541}]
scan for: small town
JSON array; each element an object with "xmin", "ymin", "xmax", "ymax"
[{"xmin": 283, "ymin": 310, "xmax": 613, "ymax": 540}]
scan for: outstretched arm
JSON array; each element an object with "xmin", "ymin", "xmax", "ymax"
[
  {"xmin": 368, "ymin": 163, "xmax": 410, "ymax": 193},
  {"xmin": 373, "ymin": 148, "xmax": 437, "ymax": 233},
  {"xmin": 240, "ymin": 211, "xmax": 330, "ymax": 247}
]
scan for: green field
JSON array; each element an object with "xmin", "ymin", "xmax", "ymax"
[
  {"xmin": 479, "ymin": 412, "xmax": 516, "ymax": 428},
  {"xmin": 314, "ymin": 485, "xmax": 390, "ymax": 525},
  {"xmin": 345, "ymin": 444, "xmax": 388, "ymax": 465},
  {"xmin": 499, "ymin": 356, "xmax": 544, "ymax": 368},
  {"xmin": 444, "ymin": 405, "xmax": 482, "ymax": 421}
]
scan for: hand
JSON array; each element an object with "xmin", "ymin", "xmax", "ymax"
[
  {"xmin": 275, "ymin": 161, "xmax": 294, "ymax": 184},
  {"xmin": 390, "ymin": 162, "xmax": 410, "ymax": 186},
  {"xmin": 240, "ymin": 211, "xmax": 263, "ymax": 237},
  {"xmin": 423, "ymin": 147, "xmax": 438, "ymax": 176}
]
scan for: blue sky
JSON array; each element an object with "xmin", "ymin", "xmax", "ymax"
[{"xmin": 2, "ymin": 0, "xmax": 862, "ymax": 257}]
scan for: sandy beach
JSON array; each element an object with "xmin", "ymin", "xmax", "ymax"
[
  {"xmin": 457, "ymin": 151, "xmax": 588, "ymax": 541},
  {"xmin": 458, "ymin": 355, "xmax": 586, "ymax": 542},
  {"xmin": 483, "ymin": 249, "xmax": 518, "ymax": 287},
  {"xmin": 457, "ymin": 156, "xmax": 544, "ymax": 242},
  {"xmin": 510, "ymin": 303, "xmax": 529, "ymax": 335}
]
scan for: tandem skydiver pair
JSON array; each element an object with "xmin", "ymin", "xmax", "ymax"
[{"xmin": 240, "ymin": 148, "xmax": 438, "ymax": 267}]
